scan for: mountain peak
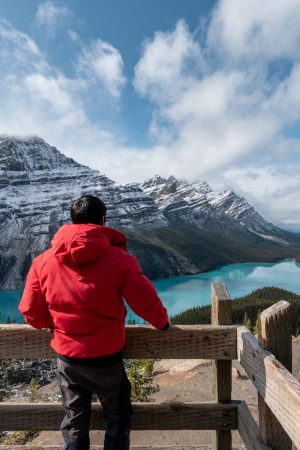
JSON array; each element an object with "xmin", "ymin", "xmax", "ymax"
[
  {"xmin": 0, "ymin": 134, "xmax": 47, "ymax": 146},
  {"xmin": 140, "ymin": 174, "xmax": 282, "ymax": 237},
  {"xmin": 142, "ymin": 174, "xmax": 167, "ymax": 187},
  {"xmin": 0, "ymin": 135, "xmax": 82, "ymax": 172},
  {"xmin": 0, "ymin": 135, "xmax": 291, "ymax": 290},
  {"xmin": 167, "ymin": 175, "xmax": 179, "ymax": 182}
]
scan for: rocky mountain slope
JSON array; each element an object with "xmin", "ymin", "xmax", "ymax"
[
  {"xmin": 140, "ymin": 175, "xmax": 285, "ymax": 243},
  {"xmin": 0, "ymin": 135, "xmax": 298, "ymax": 289},
  {"xmin": 0, "ymin": 135, "xmax": 162, "ymax": 288}
]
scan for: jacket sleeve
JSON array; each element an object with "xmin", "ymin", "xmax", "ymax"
[
  {"xmin": 121, "ymin": 255, "xmax": 169, "ymax": 329},
  {"xmin": 18, "ymin": 263, "xmax": 52, "ymax": 329}
]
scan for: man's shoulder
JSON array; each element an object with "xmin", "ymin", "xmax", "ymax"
[
  {"xmin": 107, "ymin": 245, "xmax": 132, "ymax": 260},
  {"xmin": 107, "ymin": 246, "xmax": 139, "ymax": 270},
  {"xmin": 32, "ymin": 248, "xmax": 53, "ymax": 269}
]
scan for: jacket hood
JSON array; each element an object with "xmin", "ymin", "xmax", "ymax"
[{"xmin": 51, "ymin": 224, "xmax": 127, "ymax": 265}]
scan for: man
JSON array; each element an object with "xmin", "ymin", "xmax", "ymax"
[{"xmin": 19, "ymin": 195, "xmax": 169, "ymax": 450}]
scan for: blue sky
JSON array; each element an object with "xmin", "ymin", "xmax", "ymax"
[
  {"xmin": 0, "ymin": 0, "xmax": 300, "ymax": 231},
  {"xmin": 0, "ymin": 0, "xmax": 214, "ymax": 146}
]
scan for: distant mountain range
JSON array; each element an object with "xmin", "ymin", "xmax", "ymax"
[
  {"xmin": 140, "ymin": 175, "xmax": 285, "ymax": 243},
  {"xmin": 0, "ymin": 135, "xmax": 299, "ymax": 289}
]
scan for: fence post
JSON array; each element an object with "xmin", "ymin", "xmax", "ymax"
[
  {"xmin": 258, "ymin": 300, "xmax": 293, "ymax": 450},
  {"xmin": 211, "ymin": 282, "xmax": 232, "ymax": 450}
]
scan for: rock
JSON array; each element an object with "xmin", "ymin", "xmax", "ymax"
[
  {"xmin": 140, "ymin": 175, "xmax": 285, "ymax": 240},
  {"xmin": 0, "ymin": 359, "xmax": 57, "ymax": 387},
  {"xmin": 3, "ymin": 367, "xmax": 32, "ymax": 384},
  {"xmin": 0, "ymin": 135, "xmax": 291, "ymax": 289},
  {"xmin": 0, "ymin": 136, "xmax": 162, "ymax": 289}
]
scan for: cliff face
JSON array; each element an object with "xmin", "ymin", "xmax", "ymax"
[
  {"xmin": 0, "ymin": 136, "xmax": 162, "ymax": 288},
  {"xmin": 140, "ymin": 175, "xmax": 283, "ymax": 240},
  {"xmin": 0, "ymin": 136, "xmax": 296, "ymax": 289}
]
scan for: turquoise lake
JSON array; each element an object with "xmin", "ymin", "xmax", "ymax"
[{"xmin": 0, "ymin": 260, "xmax": 299, "ymax": 324}]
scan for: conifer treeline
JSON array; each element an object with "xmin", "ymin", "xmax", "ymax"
[{"xmin": 171, "ymin": 287, "xmax": 300, "ymax": 336}]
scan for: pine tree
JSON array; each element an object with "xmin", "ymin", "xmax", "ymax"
[
  {"xmin": 29, "ymin": 379, "xmax": 40, "ymax": 402},
  {"xmin": 127, "ymin": 315, "xmax": 136, "ymax": 325},
  {"xmin": 243, "ymin": 312, "xmax": 252, "ymax": 332},
  {"xmin": 253, "ymin": 314, "xmax": 260, "ymax": 336},
  {"xmin": 296, "ymin": 327, "xmax": 300, "ymax": 337},
  {"xmin": 126, "ymin": 359, "xmax": 158, "ymax": 402}
]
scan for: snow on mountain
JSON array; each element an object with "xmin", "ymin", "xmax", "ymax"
[
  {"xmin": 140, "ymin": 175, "xmax": 284, "ymax": 238},
  {"xmin": 141, "ymin": 175, "xmax": 213, "ymax": 225},
  {"xmin": 0, "ymin": 135, "xmax": 162, "ymax": 226},
  {"xmin": 0, "ymin": 136, "xmax": 291, "ymax": 289},
  {"xmin": 0, "ymin": 136, "xmax": 162, "ymax": 288}
]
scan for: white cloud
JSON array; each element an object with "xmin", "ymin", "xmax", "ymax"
[
  {"xmin": 165, "ymin": 71, "xmax": 244, "ymax": 122},
  {"xmin": 223, "ymin": 164, "xmax": 300, "ymax": 231},
  {"xmin": 207, "ymin": 0, "xmax": 300, "ymax": 63},
  {"xmin": 68, "ymin": 30, "xmax": 79, "ymax": 42},
  {"xmin": 130, "ymin": 4, "xmax": 300, "ymax": 228},
  {"xmin": 1, "ymin": 0, "xmax": 300, "ymax": 230},
  {"xmin": 35, "ymin": 1, "xmax": 71, "ymax": 32},
  {"xmin": 133, "ymin": 19, "xmax": 280, "ymax": 174},
  {"xmin": 0, "ymin": 20, "xmax": 130, "ymax": 178},
  {"xmin": 78, "ymin": 39, "xmax": 126, "ymax": 98},
  {"xmin": 265, "ymin": 61, "xmax": 300, "ymax": 123},
  {"xmin": 0, "ymin": 19, "xmax": 40, "ymax": 62},
  {"xmin": 134, "ymin": 20, "xmax": 204, "ymax": 103},
  {"xmin": 0, "ymin": 18, "xmax": 86, "ymax": 133},
  {"xmin": 24, "ymin": 74, "xmax": 87, "ymax": 125}
]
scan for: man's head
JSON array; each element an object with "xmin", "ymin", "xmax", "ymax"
[{"xmin": 70, "ymin": 195, "xmax": 107, "ymax": 226}]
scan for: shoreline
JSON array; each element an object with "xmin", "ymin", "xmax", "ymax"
[
  {"xmin": 0, "ymin": 257, "xmax": 298, "ymax": 292},
  {"xmin": 152, "ymin": 257, "xmax": 297, "ymax": 283}
]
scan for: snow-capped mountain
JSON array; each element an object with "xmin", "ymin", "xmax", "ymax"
[
  {"xmin": 0, "ymin": 136, "xmax": 296, "ymax": 289},
  {"xmin": 140, "ymin": 175, "xmax": 283, "ymax": 240},
  {"xmin": 0, "ymin": 135, "xmax": 162, "ymax": 227},
  {"xmin": 0, "ymin": 136, "xmax": 161, "ymax": 288}
]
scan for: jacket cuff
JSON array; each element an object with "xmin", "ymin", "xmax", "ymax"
[{"xmin": 159, "ymin": 321, "xmax": 170, "ymax": 331}]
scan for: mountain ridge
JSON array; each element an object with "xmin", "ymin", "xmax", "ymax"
[
  {"xmin": 0, "ymin": 135, "xmax": 299, "ymax": 289},
  {"xmin": 140, "ymin": 174, "xmax": 284, "ymax": 243}
]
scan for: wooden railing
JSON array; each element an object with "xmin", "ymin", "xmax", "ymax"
[{"xmin": 0, "ymin": 282, "xmax": 300, "ymax": 450}]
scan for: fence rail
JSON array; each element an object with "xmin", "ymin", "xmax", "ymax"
[
  {"xmin": 0, "ymin": 324, "xmax": 237, "ymax": 360},
  {"xmin": 237, "ymin": 401, "xmax": 271, "ymax": 450},
  {"xmin": 237, "ymin": 325, "xmax": 300, "ymax": 448},
  {"xmin": 0, "ymin": 282, "xmax": 300, "ymax": 450},
  {"xmin": 0, "ymin": 401, "xmax": 237, "ymax": 431}
]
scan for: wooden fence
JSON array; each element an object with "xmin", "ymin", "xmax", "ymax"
[{"xmin": 0, "ymin": 282, "xmax": 300, "ymax": 449}]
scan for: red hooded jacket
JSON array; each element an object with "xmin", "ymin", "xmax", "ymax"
[{"xmin": 19, "ymin": 224, "xmax": 169, "ymax": 358}]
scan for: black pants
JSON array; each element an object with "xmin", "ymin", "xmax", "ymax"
[{"xmin": 57, "ymin": 357, "xmax": 133, "ymax": 450}]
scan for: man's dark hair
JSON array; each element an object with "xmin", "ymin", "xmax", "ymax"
[{"xmin": 70, "ymin": 195, "xmax": 107, "ymax": 225}]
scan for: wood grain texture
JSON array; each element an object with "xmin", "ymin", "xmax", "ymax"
[
  {"xmin": 0, "ymin": 402, "xmax": 237, "ymax": 431},
  {"xmin": 212, "ymin": 361, "xmax": 232, "ymax": 403},
  {"xmin": 211, "ymin": 283, "xmax": 232, "ymax": 327},
  {"xmin": 211, "ymin": 282, "xmax": 232, "ymax": 450},
  {"xmin": 237, "ymin": 401, "xmax": 271, "ymax": 450},
  {"xmin": 0, "ymin": 446, "xmax": 248, "ymax": 449},
  {"xmin": 237, "ymin": 325, "xmax": 300, "ymax": 449},
  {"xmin": 259, "ymin": 301, "xmax": 292, "ymax": 370},
  {"xmin": 0, "ymin": 324, "xmax": 237, "ymax": 360},
  {"xmin": 258, "ymin": 301, "xmax": 292, "ymax": 450}
]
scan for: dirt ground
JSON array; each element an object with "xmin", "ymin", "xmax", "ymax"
[{"xmin": 27, "ymin": 337, "xmax": 300, "ymax": 448}]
